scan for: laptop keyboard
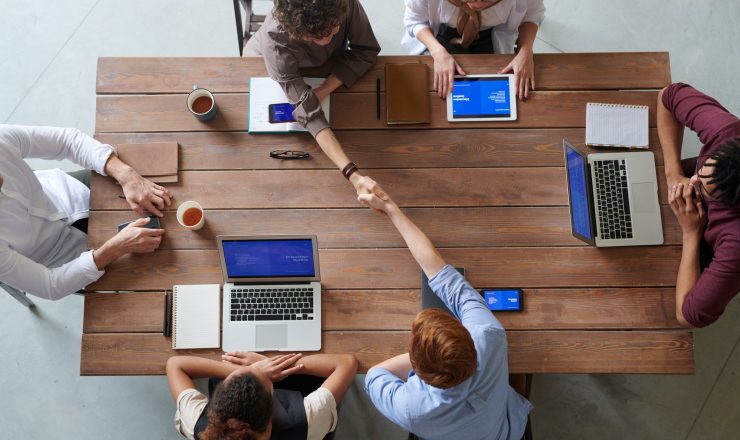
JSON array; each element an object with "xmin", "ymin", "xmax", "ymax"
[
  {"xmin": 593, "ymin": 159, "xmax": 633, "ymax": 240},
  {"xmin": 230, "ymin": 287, "xmax": 314, "ymax": 322}
]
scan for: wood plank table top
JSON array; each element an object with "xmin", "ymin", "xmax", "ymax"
[{"xmin": 83, "ymin": 53, "xmax": 694, "ymax": 376}]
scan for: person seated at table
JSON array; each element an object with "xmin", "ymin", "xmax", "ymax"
[
  {"xmin": 166, "ymin": 351, "xmax": 357, "ymax": 440},
  {"xmin": 657, "ymin": 83, "xmax": 740, "ymax": 328},
  {"xmin": 0, "ymin": 124, "xmax": 170, "ymax": 300},
  {"xmin": 244, "ymin": 0, "xmax": 386, "ymax": 199},
  {"xmin": 359, "ymin": 190, "xmax": 532, "ymax": 439},
  {"xmin": 403, "ymin": 0, "xmax": 545, "ymax": 100}
]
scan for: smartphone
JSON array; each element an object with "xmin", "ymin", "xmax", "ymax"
[
  {"xmin": 268, "ymin": 103, "xmax": 296, "ymax": 123},
  {"xmin": 481, "ymin": 289, "xmax": 523, "ymax": 312},
  {"xmin": 117, "ymin": 215, "xmax": 161, "ymax": 232}
]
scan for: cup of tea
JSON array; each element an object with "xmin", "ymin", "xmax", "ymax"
[
  {"xmin": 186, "ymin": 85, "xmax": 218, "ymax": 122},
  {"xmin": 176, "ymin": 201, "xmax": 205, "ymax": 230}
]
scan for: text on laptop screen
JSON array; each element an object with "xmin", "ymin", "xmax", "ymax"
[
  {"xmin": 566, "ymin": 146, "xmax": 594, "ymax": 240},
  {"xmin": 222, "ymin": 239, "xmax": 315, "ymax": 278},
  {"xmin": 451, "ymin": 77, "xmax": 511, "ymax": 118}
]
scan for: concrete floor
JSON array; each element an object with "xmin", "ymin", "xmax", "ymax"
[{"xmin": 1, "ymin": 0, "xmax": 739, "ymax": 438}]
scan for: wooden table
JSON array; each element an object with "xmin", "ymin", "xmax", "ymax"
[{"xmin": 82, "ymin": 53, "xmax": 694, "ymax": 376}]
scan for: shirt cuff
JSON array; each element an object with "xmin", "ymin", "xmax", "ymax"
[
  {"xmin": 427, "ymin": 264, "xmax": 458, "ymax": 290},
  {"xmin": 304, "ymin": 387, "xmax": 338, "ymax": 440},
  {"xmin": 79, "ymin": 250, "xmax": 105, "ymax": 281},
  {"xmin": 94, "ymin": 145, "xmax": 116, "ymax": 176},
  {"xmin": 412, "ymin": 24, "xmax": 430, "ymax": 38},
  {"xmin": 306, "ymin": 117, "xmax": 331, "ymax": 138},
  {"xmin": 330, "ymin": 63, "xmax": 357, "ymax": 89}
]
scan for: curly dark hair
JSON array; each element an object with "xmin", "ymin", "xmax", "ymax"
[
  {"xmin": 272, "ymin": 0, "xmax": 348, "ymax": 40},
  {"xmin": 200, "ymin": 374, "xmax": 272, "ymax": 440},
  {"xmin": 705, "ymin": 137, "xmax": 740, "ymax": 205}
]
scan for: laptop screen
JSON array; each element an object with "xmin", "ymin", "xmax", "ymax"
[
  {"xmin": 564, "ymin": 142, "xmax": 594, "ymax": 241},
  {"xmin": 222, "ymin": 238, "xmax": 316, "ymax": 279},
  {"xmin": 451, "ymin": 77, "xmax": 512, "ymax": 118}
]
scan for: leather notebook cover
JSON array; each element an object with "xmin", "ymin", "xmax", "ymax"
[
  {"xmin": 116, "ymin": 142, "xmax": 178, "ymax": 183},
  {"xmin": 385, "ymin": 63, "xmax": 431, "ymax": 125}
]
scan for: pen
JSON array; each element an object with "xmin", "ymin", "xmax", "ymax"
[{"xmin": 376, "ymin": 78, "xmax": 381, "ymax": 120}]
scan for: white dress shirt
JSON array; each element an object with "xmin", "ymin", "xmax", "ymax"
[
  {"xmin": 403, "ymin": 0, "xmax": 546, "ymax": 54},
  {"xmin": 0, "ymin": 125, "xmax": 115, "ymax": 300}
]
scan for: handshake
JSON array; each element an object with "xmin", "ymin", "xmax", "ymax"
[{"xmin": 348, "ymin": 174, "xmax": 399, "ymax": 216}]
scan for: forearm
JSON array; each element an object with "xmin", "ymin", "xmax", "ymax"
[
  {"xmin": 675, "ymin": 234, "xmax": 701, "ymax": 327},
  {"xmin": 92, "ymin": 237, "xmax": 123, "ymax": 270},
  {"xmin": 368, "ymin": 353, "xmax": 412, "ymax": 380},
  {"xmin": 416, "ymin": 27, "xmax": 447, "ymax": 57},
  {"xmin": 103, "ymin": 155, "xmax": 137, "ymax": 185},
  {"xmin": 386, "ymin": 204, "xmax": 446, "ymax": 278},
  {"xmin": 300, "ymin": 354, "xmax": 358, "ymax": 403},
  {"xmin": 322, "ymin": 75, "xmax": 343, "ymax": 94},
  {"xmin": 657, "ymin": 89, "xmax": 685, "ymax": 179},
  {"xmin": 166, "ymin": 356, "xmax": 240, "ymax": 401},
  {"xmin": 315, "ymin": 128, "xmax": 353, "ymax": 170},
  {"xmin": 517, "ymin": 22, "xmax": 538, "ymax": 52}
]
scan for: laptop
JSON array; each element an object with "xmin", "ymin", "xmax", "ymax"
[
  {"xmin": 563, "ymin": 139, "xmax": 663, "ymax": 247},
  {"xmin": 217, "ymin": 235, "xmax": 322, "ymax": 352}
]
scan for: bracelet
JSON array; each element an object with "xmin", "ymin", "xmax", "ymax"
[{"xmin": 341, "ymin": 162, "xmax": 358, "ymax": 180}]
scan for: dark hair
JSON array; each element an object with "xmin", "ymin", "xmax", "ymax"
[
  {"xmin": 706, "ymin": 137, "xmax": 740, "ymax": 205},
  {"xmin": 200, "ymin": 374, "xmax": 272, "ymax": 440},
  {"xmin": 272, "ymin": 0, "xmax": 348, "ymax": 40},
  {"xmin": 409, "ymin": 309, "xmax": 477, "ymax": 389}
]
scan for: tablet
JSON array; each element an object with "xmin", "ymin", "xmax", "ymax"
[{"xmin": 446, "ymin": 74, "xmax": 517, "ymax": 122}]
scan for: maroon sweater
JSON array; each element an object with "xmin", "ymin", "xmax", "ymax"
[{"xmin": 662, "ymin": 83, "xmax": 740, "ymax": 327}]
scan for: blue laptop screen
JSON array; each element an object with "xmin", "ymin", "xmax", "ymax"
[
  {"xmin": 565, "ymin": 145, "xmax": 594, "ymax": 240},
  {"xmin": 451, "ymin": 77, "xmax": 511, "ymax": 118},
  {"xmin": 222, "ymin": 239, "xmax": 315, "ymax": 278}
]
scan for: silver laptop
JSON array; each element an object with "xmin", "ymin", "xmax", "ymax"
[
  {"xmin": 563, "ymin": 140, "xmax": 663, "ymax": 247},
  {"xmin": 217, "ymin": 235, "xmax": 322, "ymax": 352}
]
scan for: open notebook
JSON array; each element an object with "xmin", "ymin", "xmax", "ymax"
[
  {"xmin": 248, "ymin": 77, "xmax": 331, "ymax": 133},
  {"xmin": 585, "ymin": 102, "xmax": 649, "ymax": 149},
  {"xmin": 172, "ymin": 284, "xmax": 220, "ymax": 349}
]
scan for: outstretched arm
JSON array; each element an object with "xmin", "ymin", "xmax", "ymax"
[{"xmin": 358, "ymin": 193, "xmax": 446, "ymax": 279}]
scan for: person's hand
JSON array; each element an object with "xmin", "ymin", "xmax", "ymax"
[
  {"xmin": 431, "ymin": 48, "xmax": 466, "ymax": 99},
  {"xmin": 251, "ymin": 353, "xmax": 304, "ymax": 382},
  {"xmin": 499, "ymin": 48, "xmax": 535, "ymax": 100},
  {"xmin": 358, "ymin": 193, "xmax": 398, "ymax": 216},
  {"xmin": 667, "ymin": 174, "xmax": 691, "ymax": 192},
  {"xmin": 669, "ymin": 182, "xmax": 706, "ymax": 236},
  {"xmin": 221, "ymin": 351, "xmax": 267, "ymax": 366},
  {"xmin": 120, "ymin": 170, "xmax": 173, "ymax": 217},
  {"xmin": 350, "ymin": 174, "xmax": 388, "ymax": 200},
  {"xmin": 314, "ymin": 85, "xmax": 330, "ymax": 103},
  {"xmin": 111, "ymin": 217, "xmax": 165, "ymax": 254}
]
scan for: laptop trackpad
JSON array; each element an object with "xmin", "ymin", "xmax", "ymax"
[
  {"xmin": 256, "ymin": 324, "xmax": 288, "ymax": 349},
  {"xmin": 631, "ymin": 182, "xmax": 658, "ymax": 214}
]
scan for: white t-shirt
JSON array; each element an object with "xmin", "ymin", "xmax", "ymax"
[{"xmin": 174, "ymin": 386, "xmax": 338, "ymax": 440}]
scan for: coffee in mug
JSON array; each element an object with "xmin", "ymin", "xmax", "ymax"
[
  {"xmin": 187, "ymin": 85, "xmax": 218, "ymax": 122},
  {"xmin": 176, "ymin": 201, "xmax": 205, "ymax": 230}
]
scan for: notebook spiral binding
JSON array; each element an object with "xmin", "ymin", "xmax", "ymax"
[
  {"xmin": 172, "ymin": 286, "xmax": 178, "ymax": 347},
  {"xmin": 588, "ymin": 102, "xmax": 649, "ymax": 109}
]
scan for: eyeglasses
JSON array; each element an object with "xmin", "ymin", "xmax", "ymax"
[
  {"xmin": 694, "ymin": 154, "xmax": 718, "ymax": 202},
  {"xmin": 269, "ymin": 150, "xmax": 310, "ymax": 160}
]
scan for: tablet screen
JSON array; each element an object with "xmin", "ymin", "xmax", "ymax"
[{"xmin": 451, "ymin": 77, "xmax": 512, "ymax": 119}]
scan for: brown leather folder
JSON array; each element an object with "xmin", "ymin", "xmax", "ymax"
[
  {"xmin": 115, "ymin": 142, "xmax": 179, "ymax": 183},
  {"xmin": 385, "ymin": 63, "xmax": 431, "ymax": 125}
]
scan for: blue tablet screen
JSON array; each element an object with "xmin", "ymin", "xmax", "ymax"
[
  {"xmin": 565, "ymin": 145, "xmax": 594, "ymax": 240},
  {"xmin": 451, "ymin": 77, "xmax": 511, "ymax": 118}
]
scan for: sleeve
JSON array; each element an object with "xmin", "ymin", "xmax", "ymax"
[
  {"xmin": 364, "ymin": 368, "xmax": 413, "ymax": 432},
  {"xmin": 428, "ymin": 264, "xmax": 503, "ymax": 329},
  {"xmin": 0, "ymin": 243, "xmax": 104, "ymax": 301},
  {"xmin": 174, "ymin": 388, "xmax": 208, "ymax": 440},
  {"xmin": 303, "ymin": 387, "xmax": 339, "ymax": 440},
  {"xmin": 661, "ymin": 83, "xmax": 740, "ymax": 150},
  {"xmin": 404, "ymin": 0, "xmax": 432, "ymax": 38},
  {"xmin": 1, "ymin": 125, "xmax": 115, "ymax": 175},
  {"xmin": 522, "ymin": 0, "xmax": 546, "ymax": 27},
  {"xmin": 261, "ymin": 39, "xmax": 330, "ymax": 137},
  {"xmin": 681, "ymin": 235, "xmax": 740, "ymax": 327},
  {"xmin": 330, "ymin": 0, "xmax": 380, "ymax": 89}
]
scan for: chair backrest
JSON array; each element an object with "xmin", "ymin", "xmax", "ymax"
[
  {"xmin": 1, "ymin": 283, "xmax": 35, "ymax": 307},
  {"xmin": 232, "ymin": 0, "xmax": 269, "ymax": 56}
]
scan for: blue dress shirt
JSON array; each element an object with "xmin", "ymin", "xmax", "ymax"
[{"xmin": 365, "ymin": 264, "xmax": 532, "ymax": 439}]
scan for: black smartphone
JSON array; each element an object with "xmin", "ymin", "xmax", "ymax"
[
  {"xmin": 117, "ymin": 215, "xmax": 161, "ymax": 232},
  {"xmin": 268, "ymin": 103, "xmax": 296, "ymax": 123},
  {"xmin": 480, "ymin": 289, "xmax": 523, "ymax": 312}
]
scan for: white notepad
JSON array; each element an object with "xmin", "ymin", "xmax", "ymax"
[
  {"xmin": 248, "ymin": 77, "xmax": 331, "ymax": 133},
  {"xmin": 172, "ymin": 284, "xmax": 220, "ymax": 349},
  {"xmin": 585, "ymin": 102, "xmax": 649, "ymax": 149}
]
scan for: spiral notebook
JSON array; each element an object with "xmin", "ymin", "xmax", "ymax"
[
  {"xmin": 172, "ymin": 284, "xmax": 220, "ymax": 349},
  {"xmin": 585, "ymin": 102, "xmax": 649, "ymax": 149}
]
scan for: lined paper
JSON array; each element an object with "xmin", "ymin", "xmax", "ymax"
[
  {"xmin": 172, "ymin": 284, "xmax": 220, "ymax": 349},
  {"xmin": 586, "ymin": 103, "xmax": 649, "ymax": 148}
]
